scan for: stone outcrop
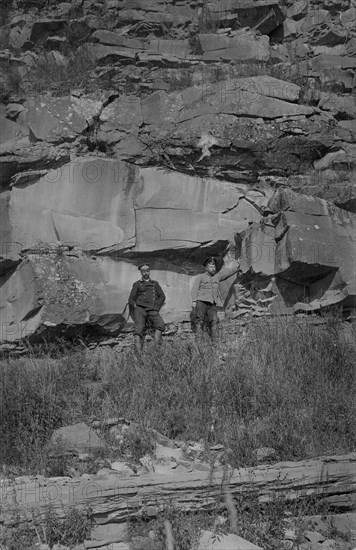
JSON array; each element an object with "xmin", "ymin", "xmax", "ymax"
[
  {"xmin": 2, "ymin": 453, "xmax": 355, "ymax": 524},
  {"xmin": 0, "ymin": 0, "xmax": 355, "ymax": 342},
  {"xmin": 0, "ymin": 157, "xmax": 269, "ymax": 341},
  {"xmin": 1, "ymin": 159, "xmax": 355, "ymax": 342},
  {"xmin": 236, "ymin": 188, "xmax": 356, "ymax": 315}
]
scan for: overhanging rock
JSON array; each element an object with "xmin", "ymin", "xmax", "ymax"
[
  {"xmin": 0, "ymin": 158, "xmax": 270, "ymax": 342},
  {"xmin": 237, "ymin": 189, "xmax": 356, "ymax": 314}
]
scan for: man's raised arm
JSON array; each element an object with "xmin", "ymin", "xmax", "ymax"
[{"xmin": 216, "ymin": 258, "xmax": 241, "ymax": 282}]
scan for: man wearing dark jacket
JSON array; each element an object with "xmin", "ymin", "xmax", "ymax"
[{"xmin": 128, "ymin": 263, "xmax": 166, "ymax": 352}]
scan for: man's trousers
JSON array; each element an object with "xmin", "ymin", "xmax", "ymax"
[
  {"xmin": 133, "ymin": 306, "xmax": 165, "ymax": 337},
  {"xmin": 195, "ymin": 300, "xmax": 219, "ymax": 338}
]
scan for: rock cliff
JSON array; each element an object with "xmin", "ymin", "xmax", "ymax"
[{"xmin": 0, "ymin": 0, "xmax": 355, "ymax": 342}]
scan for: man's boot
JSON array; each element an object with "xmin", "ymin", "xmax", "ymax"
[
  {"xmin": 134, "ymin": 334, "xmax": 143, "ymax": 354},
  {"xmin": 210, "ymin": 322, "xmax": 219, "ymax": 345},
  {"xmin": 154, "ymin": 329, "xmax": 162, "ymax": 345},
  {"xmin": 195, "ymin": 323, "xmax": 204, "ymax": 340}
]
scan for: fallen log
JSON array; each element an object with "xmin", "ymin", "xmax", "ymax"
[{"xmin": 1, "ymin": 454, "xmax": 355, "ymax": 525}]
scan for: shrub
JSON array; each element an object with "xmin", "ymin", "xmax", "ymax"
[
  {"xmin": 0, "ymin": 507, "xmax": 92, "ymax": 549},
  {"xmin": 0, "ymin": 0, "xmax": 13, "ymax": 27},
  {"xmin": 26, "ymin": 45, "xmax": 97, "ymax": 96},
  {"xmin": 36, "ymin": 506, "xmax": 92, "ymax": 547}
]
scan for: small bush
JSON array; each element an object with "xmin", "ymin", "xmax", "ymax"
[
  {"xmin": 0, "ymin": 66, "xmax": 22, "ymax": 102},
  {"xmin": 0, "ymin": 0, "xmax": 13, "ymax": 27},
  {"xmin": 35, "ymin": 506, "xmax": 92, "ymax": 547},
  {"xmin": 197, "ymin": 6, "xmax": 223, "ymax": 33},
  {"xmin": 0, "ymin": 522, "xmax": 37, "ymax": 550},
  {"xmin": 0, "ymin": 507, "xmax": 92, "ymax": 549},
  {"xmin": 0, "ymin": 26, "xmax": 11, "ymax": 50},
  {"xmin": 26, "ymin": 45, "xmax": 97, "ymax": 96}
]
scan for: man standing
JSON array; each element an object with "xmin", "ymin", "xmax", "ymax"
[
  {"xmin": 191, "ymin": 256, "xmax": 240, "ymax": 343},
  {"xmin": 128, "ymin": 263, "xmax": 166, "ymax": 352}
]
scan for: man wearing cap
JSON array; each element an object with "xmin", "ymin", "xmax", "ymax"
[
  {"xmin": 128, "ymin": 263, "xmax": 166, "ymax": 352},
  {"xmin": 191, "ymin": 256, "xmax": 239, "ymax": 343}
]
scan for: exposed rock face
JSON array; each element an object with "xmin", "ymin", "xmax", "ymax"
[
  {"xmin": 237, "ymin": 188, "xmax": 356, "ymax": 314},
  {"xmin": 0, "ymin": 158, "xmax": 269, "ymax": 341},
  {"xmin": 0, "ymin": 0, "xmax": 355, "ymax": 342}
]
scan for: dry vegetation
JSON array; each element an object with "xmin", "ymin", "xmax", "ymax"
[
  {"xmin": 1, "ymin": 316, "xmax": 355, "ymax": 473},
  {"xmin": 1, "ymin": 316, "xmax": 355, "ymax": 548}
]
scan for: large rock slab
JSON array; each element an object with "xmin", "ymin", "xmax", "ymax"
[
  {"xmin": 140, "ymin": 76, "xmax": 308, "ymax": 130},
  {"xmin": 8, "ymin": 159, "xmax": 136, "ymax": 252},
  {"xmin": 134, "ymin": 167, "xmax": 265, "ymax": 251},
  {"xmin": 99, "ymin": 96, "xmax": 143, "ymax": 131},
  {"xmin": 7, "ymin": 158, "xmax": 266, "ymax": 254},
  {"xmin": 23, "ymin": 96, "xmax": 91, "ymax": 142},
  {"xmin": 91, "ymin": 30, "xmax": 145, "ymax": 50},
  {"xmin": 198, "ymin": 31, "xmax": 270, "ymax": 62},
  {"xmin": 3, "ymin": 454, "xmax": 355, "ymax": 524},
  {"xmin": 318, "ymin": 93, "xmax": 356, "ymax": 119},
  {"xmin": 1, "ymin": 158, "xmax": 268, "ymax": 340},
  {"xmin": 86, "ymin": 44, "xmax": 137, "ymax": 65},
  {"xmin": 148, "ymin": 38, "xmax": 190, "ymax": 58},
  {"xmin": 238, "ymin": 189, "xmax": 356, "ymax": 313},
  {"xmin": 0, "ymin": 258, "xmax": 43, "ymax": 342}
]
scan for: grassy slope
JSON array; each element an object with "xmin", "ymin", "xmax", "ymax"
[{"xmin": 1, "ymin": 317, "xmax": 355, "ymax": 474}]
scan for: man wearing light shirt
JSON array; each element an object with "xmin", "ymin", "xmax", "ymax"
[{"xmin": 191, "ymin": 256, "xmax": 240, "ymax": 343}]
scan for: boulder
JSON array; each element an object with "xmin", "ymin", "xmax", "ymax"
[
  {"xmin": 110, "ymin": 462, "xmax": 135, "ymax": 477},
  {"xmin": 340, "ymin": 7, "xmax": 356, "ymax": 27},
  {"xmin": 197, "ymin": 530, "xmax": 263, "ymax": 550},
  {"xmin": 314, "ymin": 143, "xmax": 356, "ymax": 170},
  {"xmin": 238, "ymin": 188, "xmax": 356, "ymax": 313},
  {"xmin": 300, "ymin": 9, "xmax": 331, "ymax": 33},
  {"xmin": 318, "ymin": 93, "xmax": 356, "ymax": 119},
  {"xmin": 302, "ymin": 55, "xmax": 356, "ymax": 72},
  {"xmin": 8, "ymin": 24, "xmax": 32, "ymax": 49},
  {"xmin": 90, "ymin": 523, "xmax": 128, "ymax": 546},
  {"xmin": 51, "ymin": 422, "xmax": 105, "ymax": 452},
  {"xmin": 0, "ymin": 258, "xmax": 41, "ymax": 343}
]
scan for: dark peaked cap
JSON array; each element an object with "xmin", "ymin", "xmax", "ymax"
[
  {"xmin": 138, "ymin": 263, "xmax": 150, "ymax": 270},
  {"xmin": 203, "ymin": 257, "xmax": 217, "ymax": 266}
]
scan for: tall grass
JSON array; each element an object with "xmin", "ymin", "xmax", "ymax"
[{"xmin": 0, "ymin": 317, "xmax": 355, "ymax": 473}]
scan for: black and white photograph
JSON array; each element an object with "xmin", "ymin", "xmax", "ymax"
[{"xmin": 0, "ymin": 0, "xmax": 355, "ymax": 548}]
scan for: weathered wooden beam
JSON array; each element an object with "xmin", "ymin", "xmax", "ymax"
[{"xmin": 1, "ymin": 454, "xmax": 355, "ymax": 525}]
